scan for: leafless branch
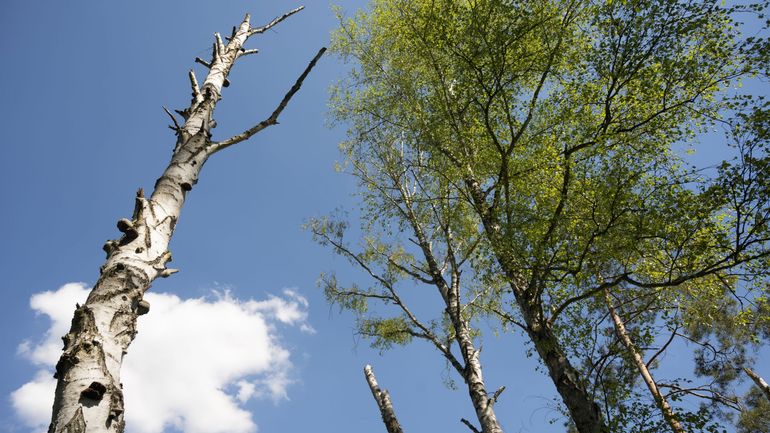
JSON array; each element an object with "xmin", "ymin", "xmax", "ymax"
[
  {"xmin": 162, "ymin": 106, "xmax": 181, "ymax": 132},
  {"xmin": 646, "ymin": 323, "xmax": 679, "ymax": 369},
  {"xmin": 490, "ymin": 385, "xmax": 506, "ymax": 405},
  {"xmin": 365, "ymin": 365, "xmax": 404, "ymax": 433},
  {"xmin": 209, "ymin": 47, "xmax": 326, "ymax": 153},
  {"xmin": 248, "ymin": 6, "xmax": 305, "ymax": 36},
  {"xmin": 214, "ymin": 32, "xmax": 225, "ymax": 59},
  {"xmin": 744, "ymin": 367, "xmax": 770, "ymax": 402}
]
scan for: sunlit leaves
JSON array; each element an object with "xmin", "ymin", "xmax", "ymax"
[{"xmin": 325, "ymin": 0, "xmax": 770, "ymax": 430}]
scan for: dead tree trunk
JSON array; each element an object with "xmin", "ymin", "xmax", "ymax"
[
  {"xmin": 48, "ymin": 8, "xmax": 324, "ymax": 433},
  {"xmin": 604, "ymin": 289, "xmax": 685, "ymax": 433},
  {"xmin": 364, "ymin": 365, "xmax": 405, "ymax": 433}
]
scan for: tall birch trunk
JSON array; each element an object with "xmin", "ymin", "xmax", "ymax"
[
  {"xmin": 48, "ymin": 9, "xmax": 324, "ymax": 433},
  {"xmin": 604, "ymin": 290, "xmax": 685, "ymax": 433}
]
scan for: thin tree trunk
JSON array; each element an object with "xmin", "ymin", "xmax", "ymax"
[
  {"xmin": 604, "ymin": 290, "xmax": 685, "ymax": 433},
  {"xmin": 398, "ymin": 197, "xmax": 504, "ymax": 433},
  {"xmin": 445, "ymin": 284, "xmax": 504, "ymax": 433},
  {"xmin": 48, "ymin": 9, "xmax": 324, "ymax": 433},
  {"xmin": 455, "ymin": 326, "xmax": 505, "ymax": 433},
  {"xmin": 364, "ymin": 365, "xmax": 405, "ymax": 433},
  {"xmin": 744, "ymin": 367, "xmax": 770, "ymax": 402}
]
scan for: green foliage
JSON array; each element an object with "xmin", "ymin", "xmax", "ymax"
[
  {"xmin": 324, "ymin": 0, "xmax": 770, "ymax": 431},
  {"xmin": 737, "ymin": 386, "xmax": 770, "ymax": 433},
  {"xmin": 359, "ymin": 316, "xmax": 415, "ymax": 351}
]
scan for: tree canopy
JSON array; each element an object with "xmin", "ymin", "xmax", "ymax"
[{"xmin": 315, "ymin": 0, "xmax": 770, "ymax": 432}]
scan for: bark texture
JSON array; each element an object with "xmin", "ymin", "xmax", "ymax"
[
  {"xmin": 604, "ymin": 290, "xmax": 685, "ymax": 433},
  {"xmin": 48, "ymin": 9, "xmax": 324, "ymax": 433},
  {"xmin": 365, "ymin": 365, "xmax": 404, "ymax": 433}
]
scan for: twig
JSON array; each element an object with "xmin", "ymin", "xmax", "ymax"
[
  {"xmin": 162, "ymin": 106, "xmax": 181, "ymax": 132},
  {"xmin": 489, "ymin": 385, "xmax": 505, "ymax": 405}
]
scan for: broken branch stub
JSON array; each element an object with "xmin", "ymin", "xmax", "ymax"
[{"xmin": 364, "ymin": 365, "xmax": 405, "ymax": 433}]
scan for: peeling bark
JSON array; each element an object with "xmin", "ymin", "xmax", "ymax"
[
  {"xmin": 48, "ymin": 9, "xmax": 324, "ymax": 433},
  {"xmin": 364, "ymin": 365, "xmax": 404, "ymax": 433}
]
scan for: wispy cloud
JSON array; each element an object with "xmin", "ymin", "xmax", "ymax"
[{"xmin": 11, "ymin": 282, "xmax": 312, "ymax": 433}]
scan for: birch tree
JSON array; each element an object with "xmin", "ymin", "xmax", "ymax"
[
  {"xmin": 308, "ymin": 122, "xmax": 506, "ymax": 433},
  {"xmin": 326, "ymin": 0, "xmax": 769, "ymax": 432},
  {"xmin": 48, "ymin": 8, "xmax": 324, "ymax": 433}
]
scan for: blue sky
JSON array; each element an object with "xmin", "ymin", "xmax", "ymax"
[
  {"xmin": 0, "ymin": 2, "xmax": 766, "ymax": 433},
  {"xmin": 0, "ymin": 2, "xmax": 565, "ymax": 433}
]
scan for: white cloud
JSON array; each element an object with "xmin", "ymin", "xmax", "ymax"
[{"xmin": 11, "ymin": 283, "xmax": 312, "ymax": 433}]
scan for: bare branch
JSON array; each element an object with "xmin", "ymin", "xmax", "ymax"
[
  {"xmin": 248, "ymin": 6, "xmax": 305, "ymax": 36},
  {"xmin": 240, "ymin": 48, "xmax": 259, "ymax": 56},
  {"xmin": 209, "ymin": 47, "xmax": 326, "ymax": 153},
  {"xmin": 194, "ymin": 56, "xmax": 212, "ymax": 69},
  {"xmin": 548, "ymin": 274, "xmax": 627, "ymax": 326},
  {"xmin": 162, "ymin": 106, "xmax": 181, "ymax": 132},
  {"xmin": 214, "ymin": 32, "xmax": 225, "ymax": 58},
  {"xmin": 646, "ymin": 323, "xmax": 679, "ymax": 369},
  {"xmin": 489, "ymin": 385, "xmax": 505, "ymax": 405},
  {"xmin": 658, "ymin": 383, "xmax": 744, "ymax": 411},
  {"xmin": 475, "ymin": 303, "xmax": 528, "ymax": 332}
]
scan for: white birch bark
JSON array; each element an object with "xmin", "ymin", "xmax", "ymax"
[
  {"xmin": 364, "ymin": 365, "xmax": 404, "ymax": 433},
  {"xmin": 48, "ymin": 9, "xmax": 324, "ymax": 433}
]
